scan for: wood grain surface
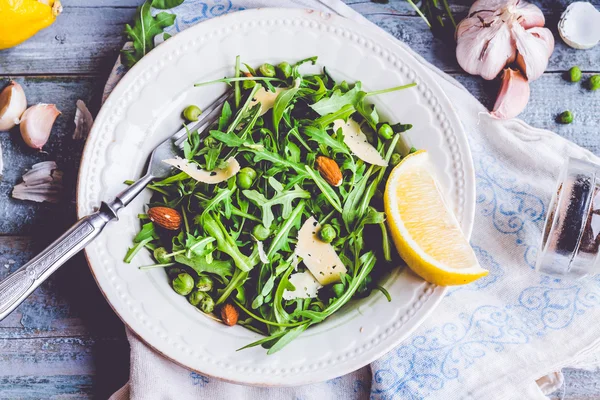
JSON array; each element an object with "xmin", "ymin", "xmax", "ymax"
[{"xmin": 0, "ymin": 0, "xmax": 598, "ymax": 398}]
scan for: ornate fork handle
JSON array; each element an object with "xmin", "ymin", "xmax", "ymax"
[{"xmin": 0, "ymin": 174, "xmax": 154, "ymax": 321}]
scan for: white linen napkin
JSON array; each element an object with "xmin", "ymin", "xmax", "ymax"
[{"xmin": 107, "ymin": 1, "xmax": 600, "ymax": 399}]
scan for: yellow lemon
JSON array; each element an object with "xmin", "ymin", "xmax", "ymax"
[
  {"xmin": 0, "ymin": 0, "xmax": 62, "ymax": 50},
  {"xmin": 384, "ymin": 150, "xmax": 487, "ymax": 286}
]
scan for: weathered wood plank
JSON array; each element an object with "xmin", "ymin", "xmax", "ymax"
[
  {"xmin": 0, "ymin": 236, "xmax": 126, "ymax": 339},
  {"xmin": 454, "ymin": 72, "xmax": 600, "ymax": 156},
  {"xmin": 365, "ymin": 12, "xmax": 600, "ymax": 75},
  {"xmin": 549, "ymin": 368, "xmax": 600, "ymax": 399},
  {"xmin": 1, "ymin": 1, "xmax": 598, "ymax": 75},
  {"xmin": 0, "ymin": 77, "xmax": 104, "ymax": 236},
  {"xmin": 0, "ymin": 7, "xmax": 136, "ymax": 76},
  {"xmin": 347, "ymin": 0, "xmax": 583, "ymax": 15},
  {"xmin": 0, "ymin": 375, "xmax": 93, "ymax": 400},
  {"xmin": 0, "ymin": 336, "xmax": 129, "ymax": 399}
]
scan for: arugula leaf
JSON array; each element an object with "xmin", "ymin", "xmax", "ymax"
[
  {"xmin": 309, "ymin": 83, "xmax": 362, "ymax": 116},
  {"xmin": 174, "ymin": 253, "xmax": 233, "ymax": 279},
  {"xmin": 134, "ymin": 222, "xmax": 158, "ymax": 243},
  {"xmin": 202, "ymin": 213, "xmax": 257, "ymax": 272},
  {"xmin": 218, "ymin": 101, "xmax": 232, "ymax": 131},
  {"xmin": 151, "ymin": 0, "xmax": 184, "ymax": 9},
  {"xmin": 243, "ymin": 178, "xmax": 310, "ymax": 228},
  {"xmin": 272, "ymin": 80, "xmax": 300, "ymax": 134},
  {"xmin": 303, "ymin": 126, "xmax": 349, "ymax": 156},
  {"xmin": 121, "ymin": 2, "xmax": 176, "ymax": 68}
]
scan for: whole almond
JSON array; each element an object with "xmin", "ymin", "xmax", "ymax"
[
  {"xmin": 148, "ymin": 207, "xmax": 182, "ymax": 230},
  {"xmin": 220, "ymin": 303, "xmax": 239, "ymax": 326},
  {"xmin": 315, "ymin": 155, "xmax": 343, "ymax": 187}
]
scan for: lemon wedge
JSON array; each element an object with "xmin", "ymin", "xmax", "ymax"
[{"xmin": 384, "ymin": 150, "xmax": 487, "ymax": 286}]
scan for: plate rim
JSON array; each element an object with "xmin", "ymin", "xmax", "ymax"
[{"xmin": 76, "ymin": 7, "xmax": 474, "ymax": 386}]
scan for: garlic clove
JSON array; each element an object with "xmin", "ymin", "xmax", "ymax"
[
  {"xmin": 513, "ymin": 24, "xmax": 555, "ymax": 81},
  {"xmin": 558, "ymin": 2, "xmax": 600, "ymax": 50},
  {"xmin": 0, "ymin": 81, "xmax": 27, "ymax": 131},
  {"xmin": 514, "ymin": 1, "xmax": 546, "ymax": 29},
  {"xmin": 456, "ymin": 20, "xmax": 515, "ymax": 80},
  {"xmin": 491, "ymin": 68, "xmax": 531, "ymax": 120},
  {"xmin": 19, "ymin": 103, "xmax": 61, "ymax": 150}
]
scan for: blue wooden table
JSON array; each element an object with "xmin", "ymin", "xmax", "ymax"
[{"xmin": 1, "ymin": 1, "xmax": 599, "ymax": 398}]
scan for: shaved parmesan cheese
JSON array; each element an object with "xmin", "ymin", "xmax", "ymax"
[
  {"xmin": 249, "ymin": 87, "xmax": 284, "ymax": 116},
  {"xmin": 256, "ymin": 240, "xmax": 269, "ymax": 264},
  {"xmin": 162, "ymin": 157, "xmax": 240, "ymax": 184},
  {"xmin": 333, "ymin": 119, "xmax": 388, "ymax": 167},
  {"xmin": 295, "ymin": 217, "xmax": 347, "ymax": 285},
  {"xmin": 282, "ymin": 271, "xmax": 322, "ymax": 300}
]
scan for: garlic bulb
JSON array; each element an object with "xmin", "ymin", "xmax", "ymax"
[
  {"xmin": 0, "ymin": 81, "xmax": 27, "ymax": 131},
  {"xmin": 491, "ymin": 69, "xmax": 530, "ymax": 120},
  {"xmin": 20, "ymin": 103, "xmax": 61, "ymax": 150},
  {"xmin": 456, "ymin": 0, "xmax": 554, "ymax": 81},
  {"xmin": 558, "ymin": 2, "xmax": 600, "ymax": 50}
]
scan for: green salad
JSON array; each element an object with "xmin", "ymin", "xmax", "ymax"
[{"xmin": 125, "ymin": 56, "xmax": 416, "ymax": 353}]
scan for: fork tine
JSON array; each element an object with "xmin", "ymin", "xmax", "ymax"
[
  {"xmin": 171, "ymin": 90, "xmax": 233, "ymax": 143},
  {"xmin": 174, "ymin": 107, "xmax": 223, "ymax": 149}
]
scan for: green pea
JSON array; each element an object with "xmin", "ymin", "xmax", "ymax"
[
  {"xmin": 331, "ymin": 283, "xmax": 345, "ymax": 298},
  {"xmin": 188, "ymin": 290, "xmax": 207, "ymax": 306},
  {"xmin": 378, "ymin": 123, "xmax": 394, "ymax": 140},
  {"xmin": 237, "ymin": 167, "xmax": 257, "ymax": 189},
  {"xmin": 167, "ymin": 267, "xmax": 184, "ymax": 277},
  {"xmin": 319, "ymin": 224, "xmax": 336, "ymax": 243},
  {"xmin": 590, "ymin": 75, "xmax": 600, "ymax": 91},
  {"xmin": 259, "ymin": 63, "xmax": 276, "ymax": 78},
  {"xmin": 153, "ymin": 247, "xmax": 170, "ymax": 264},
  {"xmin": 172, "ymin": 273, "xmax": 194, "ymax": 296},
  {"xmin": 252, "ymin": 224, "xmax": 270, "ymax": 241},
  {"xmin": 243, "ymin": 80, "xmax": 256, "ymax": 90},
  {"xmin": 559, "ymin": 110, "xmax": 573, "ymax": 124},
  {"xmin": 340, "ymin": 81, "xmax": 350, "ymax": 92},
  {"xmin": 240, "ymin": 167, "xmax": 257, "ymax": 180},
  {"xmin": 204, "ymin": 136, "xmax": 218, "ymax": 149},
  {"xmin": 183, "ymin": 105, "xmax": 202, "ymax": 122},
  {"xmin": 390, "ymin": 153, "xmax": 402, "ymax": 166},
  {"xmin": 277, "ymin": 62, "xmax": 292, "ymax": 79},
  {"xmin": 568, "ymin": 66, "xmax": 582, "ymax": 83},
  {"xmin": 198, "ymin": 295, "xmax": 215, "ymax": 313},
  {"xmin": 196, "ymin": 275, "xmax": 214, "ymax": 292}
]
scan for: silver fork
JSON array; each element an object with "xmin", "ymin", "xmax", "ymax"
[{"xmin": 0, "ymin": 91, "xmax": 231, "ymax": 321}]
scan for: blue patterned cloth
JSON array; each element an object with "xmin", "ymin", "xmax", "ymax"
[{"xmin": 108, "ymin": 2, "xmax": 600, "ymax": 399}]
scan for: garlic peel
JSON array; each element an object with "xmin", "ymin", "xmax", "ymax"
[
  {"xmin": 491, "ymin": 69, "xmax": 530, "ymax": 120},
  {"xmin": 12, "ymin": 161, "xmax": 64, "ymax": 203},
  {"xmin": 73, "ymin": 99, "xmax": 94, "ymax": 140},
  {"xmin": 558, "ymin": 2, "xmax": 600, "ymax": 50},
  {"xmin": 20, "ymin": 103, "xmax": 61, "ymax": 150},
  {"xmin": 0, "ymin": 81, "xmax": 27, "ymax": 131}
]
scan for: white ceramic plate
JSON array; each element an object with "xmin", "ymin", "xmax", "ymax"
[{"xmin": 77, "ymin": 8, "xmax": 475, "ymax": 386}]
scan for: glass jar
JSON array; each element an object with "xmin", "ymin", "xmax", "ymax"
[{"xmin": 536, "ymin": 157, "xmax": 600, "ymax": 278}]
